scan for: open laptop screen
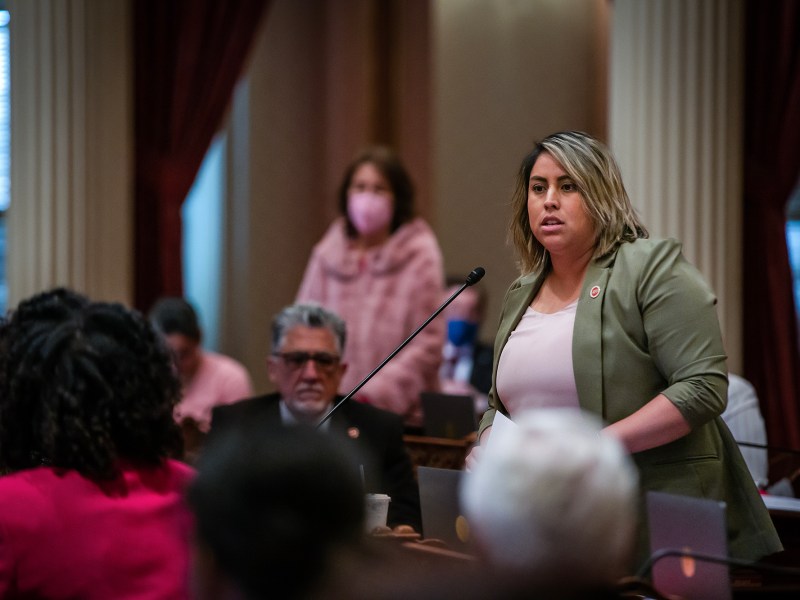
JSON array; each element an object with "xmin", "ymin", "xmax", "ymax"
[
  {"xmin": 646, "ymin": 490, "xmax": 731, "ymax": 600},
  {"xmin": 421, "ymin": 392, "xmax": 477, "ymax": 439},
  {"xmin": 417, "ymin": 466, "xmax": 474, "ymax": 552}
]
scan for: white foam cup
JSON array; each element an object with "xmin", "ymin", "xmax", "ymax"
[{"xmin": 364, "ymin": 493, "xmax": 391, "ymax": 532}]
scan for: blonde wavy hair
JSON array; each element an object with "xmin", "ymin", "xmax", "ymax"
[{"xmin": 509, "ymin": 131, "xmax": 648, "ymax": 275}]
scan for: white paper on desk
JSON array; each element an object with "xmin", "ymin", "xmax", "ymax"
[{"xmin": 485, "ymin": 411, "xmax": 517, "ymax": 452}]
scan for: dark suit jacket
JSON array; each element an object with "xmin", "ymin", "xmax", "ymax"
[{"xmin": 211, "ymin": 393, "xmax": 421, "ymax": 531}]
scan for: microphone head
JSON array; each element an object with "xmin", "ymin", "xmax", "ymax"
[{"xmin": 465, "ymin": 267, "xmax": 486, "ymax": 286}]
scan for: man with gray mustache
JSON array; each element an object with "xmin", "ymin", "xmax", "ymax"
[{"xmin": 210, "ymin": 303, "xmax": 421, "ymax": 532}]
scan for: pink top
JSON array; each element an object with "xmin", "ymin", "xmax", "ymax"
[
  {"xmin": 0, "ymin": 460, "xmax": 195, "ymax": 599},
  {"xmin": 297, "ymin": 217, "xmax": 444, "ymax": 426},
  {"xmin": 496, "ymin": 301, "xmax": 580, "ymax": 416},
  {"xmin": 174, "ymin": 350, "xmax": 254, "ymax": 433}
]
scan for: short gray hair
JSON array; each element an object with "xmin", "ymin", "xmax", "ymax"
[
  {"xmin": 271, "ymin": 303, "xmax": 347, "ymax": 354},
  {"xmin": 461, "ymin": 408, "xmax": 638, "ymax": 585}
]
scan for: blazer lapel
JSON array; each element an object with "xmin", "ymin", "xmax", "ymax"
[{"xmin": 572, "ymin": 252, "xmax": 614, "ymax": 419}]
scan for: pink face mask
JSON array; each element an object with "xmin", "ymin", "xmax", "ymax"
[{"xmin": 347, "ymin": 192, "xmax": 393, "ymax": 237}]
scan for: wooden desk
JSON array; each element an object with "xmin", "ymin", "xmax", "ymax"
[
  {"xmin": 729, "ymin": 497, "xmax": 800, "ymax": 596},
  {"xmin": 403, "ymin": 434, "xmax": 473, "ymax": 474},
  {"xmin": 764, "ymin": 496, "xmax": 800, "ymax": 569}
]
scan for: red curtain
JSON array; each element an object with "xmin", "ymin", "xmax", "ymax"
[
  {"xmin": 743, "ymin": 0, "xmax": 800, "ymax": 457},
  {"xmin": 133, "ymin": 0, "xmax": 271, "ymax": 311}
]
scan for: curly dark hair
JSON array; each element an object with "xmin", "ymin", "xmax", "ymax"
[{"xmin": 0, "ymin": 288, "xmax": 183, "ymax": 479}]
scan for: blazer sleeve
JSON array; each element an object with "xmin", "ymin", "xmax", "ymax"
[{"xmin": 634, "ymin": 239, "xmax": 728, "ymax": 428}]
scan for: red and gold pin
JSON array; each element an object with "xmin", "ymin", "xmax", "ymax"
[
  {"xmin": 590, "ymin": 285, "xmax": 601, "ymax": 299},
  {"xmin": 347, "ymin": 427, "xmax": 360, "ymax": 439}
]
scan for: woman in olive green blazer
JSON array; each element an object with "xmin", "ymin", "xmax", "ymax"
[{"xmin": 473, "ymin": 131, "xmax": 781, "ymax": 563}]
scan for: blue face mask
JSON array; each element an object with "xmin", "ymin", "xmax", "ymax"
[{"xmin": 447, "ymin": 319, "xmax": 479, "ymax": 347}]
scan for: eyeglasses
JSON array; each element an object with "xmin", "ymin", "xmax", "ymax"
[{"xmin": 272, "ymin": 351, "xmax": 341, "ymax": 374}]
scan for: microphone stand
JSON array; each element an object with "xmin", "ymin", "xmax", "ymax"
[{"xmin": 316, "ymin": 267, "xmax": 485, "ymax": 429}]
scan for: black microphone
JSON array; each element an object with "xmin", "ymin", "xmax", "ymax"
[{"xmin": 316, "ymin": 266, "xmax": 486, "ymax": 429}]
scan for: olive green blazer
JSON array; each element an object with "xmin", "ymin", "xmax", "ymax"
[{"xmin": 481, "ymin": 238, "xmax": 781, "ymax": 561}]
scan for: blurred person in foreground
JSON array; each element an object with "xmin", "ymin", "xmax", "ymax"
[
  {"xmin": 149, "ymin": 297, "xmax": 253, "ymax": 459},
  {"xmin": 210, "ymin": 302, "xmax": 421, "ymax": 531},
  {"xmin": 462, "ymin": 408, "xmax": 638, "ymax": 590},
  {"xmin": 0, "ymin": 288, "xmax": 192, "ymax": 598},
  {"xmin": 189, "ymin": 423, "xmax": 367, "ymax": 600},
  {"xmin": 297, "ymin": 146, "xmax": 445, "ymax": 428},
  {"xmin": 332, "ymin": 410, "xmax": 638, "ymax": 600},
  {"xmin": 466, "ymin": 131, "xmax": 781, "ymax": 564}
]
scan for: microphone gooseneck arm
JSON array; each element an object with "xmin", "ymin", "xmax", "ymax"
[{"xmin": 316, "ymin": 267, "xmax": 485, "ymax": 429}]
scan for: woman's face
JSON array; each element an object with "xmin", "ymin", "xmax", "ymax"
[
  {"xmin": 347, "ymin": 162, "xmax": 395, "ymax": 241},
  {"xmin": 527, "ymin": 152, "xmax": 596, "ymax": 260}
]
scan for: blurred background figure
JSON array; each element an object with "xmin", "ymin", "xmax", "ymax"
[
  {"xmin": 439, "ymin": 275, "xmax": 493, "ymax": 416},
  {"xmin": 721, "ymin": 373, "xmax": 769, "ymax": 490},
  {"xmin": 0, "ymin": 288, "xmax": 193, "ymax": 599},
  {"xmin": 189, "ymin": 423, "xmax": 366, "ymax": 600},
  {"xmin": 461, "ymin": 408, "xmax": 639, "ymax": 591},
  {"xmin": 211, "ymin": 303, "xmax": 421, "ymax": 531},
  {"xmin": 149, "ymin": 297, "xmax": 253, "ymax": 459},
  {"xmin": 297, "ymin": 146, "xmax": 444, "ymax": 429}
]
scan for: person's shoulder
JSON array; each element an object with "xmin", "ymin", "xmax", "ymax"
[
  {"xmin": 506, "ymin": 270, "xmax": 539, "ymax": 293},
  {"xmin": 164, "ymin": 458, "xmax": 197, "ymax": 483},
  {"xmin": 390, "ymin": 218, "xmax": 442, "ymax": 254},
  {"xmin": 0, "ymin": 468, "xmax": 41, "ymax": 495},
  {"xmin": 202, "ymin": 350, "xmax": 249, "ymax": 375},
  {"xmin": 212, "ymin": 392, "xmax": 280, "ymax": 427},
  {"xmin": 727, "ymin": 373, "xmax": 758, "ymax": 405},
  {"xmin": 312, "ymin": 218, "xmax": 349, "ymax": 252},
  {"xmin": 0, "ymin": 467, "xmax": 69, "ymax": 510},
  {"xmin": 615, "ymin": 237, "xmax": 681, "ymax": 259},
  {"xmin": 728, "ymin": 372, "xmax": 756, "ymax": 393},
  {"xmin": 611, "ymin": 238, "xmax": 688, "ymax": 274},
  {"xmin": 0, "ymin": 468, "xmax": 69, "ymax": 530},
  {"xmin": 218, "ymin": 392, "xmax": 277, "ymax": 413},
  {"xmin": 304, "ymin": 218, "xmax": 359, "ymax": 276},
  {"xmin": 118, "ymin": 460, "xmax": 195, "ymax": 494}
]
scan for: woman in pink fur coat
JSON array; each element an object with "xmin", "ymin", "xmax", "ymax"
[{"xmin": 297, "ymin": 147, "xmax": 445, "ymax": 428}]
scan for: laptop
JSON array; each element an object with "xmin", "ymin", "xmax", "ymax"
[
  {"xmin": 646, "ymin": 490, "xmax": 731, "ymax": 600},
  {"xmin": 417, "ymin": 466, "xmax": 473, "ymax": 552},
  {"xmin": 420, "ymin": 392, "xmax": 477, "ymax": 439}
]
